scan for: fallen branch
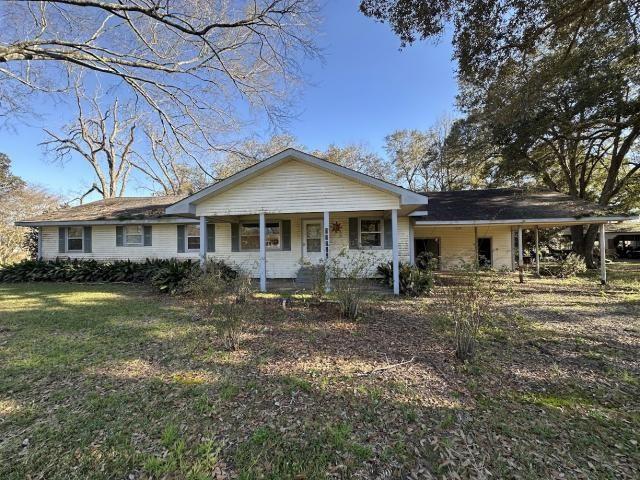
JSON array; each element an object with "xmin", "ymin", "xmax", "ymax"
[{"xmin": 356, "ymin": 357, "xmax": 415, "ymax": 376}]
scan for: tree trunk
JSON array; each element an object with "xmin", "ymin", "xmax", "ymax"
[{"xmin": 571, "ymin": 224, "xmax": 599, "ymax": 268}]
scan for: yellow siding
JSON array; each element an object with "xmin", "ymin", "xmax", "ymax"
[
  {"xmin": 41, "ymin": 213, "xmax": 411, "ymax": 278},
  {"xmin": 413, "ymin": 225, "xmax": 513, "ymax": 270},
  {"xmin": 195, "ymin": 159, "xmax": 400, "ymax": 216}
]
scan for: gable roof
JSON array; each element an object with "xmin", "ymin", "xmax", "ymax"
[
  {"xmin": 16, "ymin": 195, "xmax": 193, "ymax": 226},
  {"xmin": 413, "ymin": 188, "xmax": 634, "ymax": 225},
  {"xmin": 165, "ymin": 148, "xmax": 427, "ymax": 215}
]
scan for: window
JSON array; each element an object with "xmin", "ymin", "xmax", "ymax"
[
  {"xmin": 186, "ymin": 224, "xmax": 200, "ymax": 251},
  {"xmin": 359, "ymin": 218, "xmax": 382, "ymax": 248},
  {"xmin": 67, "ymin": 226, "xmax": 84, "ymax": 251},
  {"xmin": 240, "ymin": 221, "xmax": 281, "ymax": 251},
  {"xmin": 124, "ymin": 225, "xmax": 143, "ymax": 246}
]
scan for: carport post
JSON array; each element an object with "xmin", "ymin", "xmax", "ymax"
[
  {"xmin": 535, "ymin": 226, "xmax": 540, "ymax": 277},
  {"xmin": 518, "ymin": 226, "xmax": 524, "ymax": 283},
  {"xmin": 600, "ymin": 223, "xmax": 607, "ymax": 285},
  {"xmin": 259, "ymin": 212, "xmax": 267, "ymax": 292}
]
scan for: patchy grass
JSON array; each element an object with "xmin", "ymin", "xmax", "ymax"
[{"xmin": 1, "ymin": 263, "xmax": 639, "ymax": 479}]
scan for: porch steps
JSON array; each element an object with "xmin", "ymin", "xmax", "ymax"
[{"xmin": 295, "ymin": 266, "xmax": 317, "ymax": 287}]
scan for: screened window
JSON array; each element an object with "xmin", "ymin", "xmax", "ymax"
[
  {"xmin": 186, "ymin": 225, "xmax": 200, "ymax": 251},
  {"xmin": 359, "ymin": 218, "xmax": 382, "ymax": 248},
  {"xmin": 124, "ymin": 225, "xmax": 143, "ymax": 246},
  {"xmin": 241, "ymin": 222, "xmax": 281, "ymax": 251},
  {"xmin": 67, "ymin": 226, "xmax": 84, "ymax": 251}
]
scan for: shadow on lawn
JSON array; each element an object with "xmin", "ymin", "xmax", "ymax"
[{"xmin": 1, "ymin": 282, "xmax": 638, "ymax": 479}]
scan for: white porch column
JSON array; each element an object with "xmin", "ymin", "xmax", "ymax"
[
  {"xmin": 408, "ymin": 219, "xmax": 415, "ymax": 265},
  {"xmin": 323, "ymin": 211, "xmax": 331, "ymax": 292},
  {"xmin": 599, "ymin": 223, "xmax": 607, "ymax": 285},
  {"xmin": 259, "ymin": 212, "xmax": 266, "ymax": 292},
  {"xmin": 392, "ymin": 209, "xmax": 400, "ymax": 295},
  {"xmin": 518, "ymin": 226, "xmax": 524, "ymax": 283},
  {"xmin": 535, "ymin": 226, "xmax": 540, "ymax": 277},
  {"xmin": 37, "ymin": 227, "xmax": 43, "ymax": 260},
  {"xmin": 199, "ymin": 216, "xmax": 207, "ymax": 271}
]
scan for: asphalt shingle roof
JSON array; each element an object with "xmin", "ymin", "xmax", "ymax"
[
  {"xmin": 21, "ymin": 196, "xmax": 185, "ymax": 223},
  {"xmin": 419, "ymin": 188, "xmax": 619, "ymax": 222}
]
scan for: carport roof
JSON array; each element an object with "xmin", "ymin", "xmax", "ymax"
[{"xmin": 412, "ymin": 188, "xmax": 634, "ymax": 225}]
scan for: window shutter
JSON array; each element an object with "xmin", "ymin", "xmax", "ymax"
[
  {"xmin": 116, "ymin": 226, "xmax": 124, "ymax": 246},
  {"xmin": 384, "ymin": 218, "xmax": 392, "ymax": 249},
  {"xmin": 348, "ymin": 218, "xmax": 359, "ymax": 249},
  {"xmin": 231, "ymin": 223, "xmax": 240, "ymax": 252},
  {"xmin": 177, "ymin": 225, "xmax": 185, "ymax": 253},
  {"xmin": 282, "ymin": 220, "xmax": 291, "ymax": 251},
  {"xmin": 143, "ymin": 226, "xmax": 152, "ymax": 246},
  {"xmin": 207, "ymin": 223, "xmax": 215, "ymax": 252},
  {"xmin": 58, "ymin": 227, "xmax": 66, "ymax": 253},
  {"xmin": 83, "ymin": 226, "xmax": 92, "ymax": 253}
]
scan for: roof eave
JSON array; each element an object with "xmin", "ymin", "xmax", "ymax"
[
  {"xmin": 414, "ymin": 215, "xmax": 635, "ymax": 226},
  {"xmin": 15, "ymin": 216, "xmax": 199, "ymax": 227}
]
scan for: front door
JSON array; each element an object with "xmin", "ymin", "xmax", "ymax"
[{"xmin": 302, "ymin": 220, "xmax": 324, "ymax": 264}]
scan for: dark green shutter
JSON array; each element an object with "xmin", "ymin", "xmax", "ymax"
[
  {"xmin": 384, "ymin": 218, "xmax": 392, "ymax": 249},
  {"xmin": 348, "ymin": 218, "xmax": 359, "ymax": 249},
  {"xmin": 177, "ymin": 225, "xmax": 185, "ymax": 253},
  {"xmin": 231, "ymin": 223, "xmax": 240, "ymax": 252},
  {"xmin": 282, "ymin": 220, "xmax": 291, "ymax": 251},
  {"xmin": 83, "ymin": 226, "xmax": 92, "ymax": 253},
  {"xmin": 143, "ymin": 226, "xmax": 152, "ymax": 246},
  {"xmin": 207, "ymin": 223, "xmax": 215, "ymax": 252},
  {"xmin": 58, "ymin": 227, "xmax": 66, "ymax": 253},
  {"xmin": 116, "ymin": 226, "xmax": 124, "ymax": 246}
]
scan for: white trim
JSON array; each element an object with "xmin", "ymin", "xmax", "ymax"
[
  {"xmin": 165, "ymin": 148, "xmax": 427, "ymax": 214},
  {"xmin": 408, "ymin": 210, "xmax": 429, "ymax": 217},
  {"xmin": 415, "ymin": 216, "xmax": 633, "ymax": 226}
]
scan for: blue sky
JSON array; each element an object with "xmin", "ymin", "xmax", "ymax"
[{"xmin": 2, "ymin": 0, "xmax": 457, "ymax": 199}]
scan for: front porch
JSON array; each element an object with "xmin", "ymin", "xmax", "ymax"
[{"xmin": 193, "ymin": 210, "xmax": 408, "ymax": 294}]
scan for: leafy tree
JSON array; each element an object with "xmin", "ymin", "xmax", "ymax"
[
  {"xmin": 0, "ymin": 155, "xmax": 59, "ymax": 264},
  {"xmin": 314, "ymin": 143, "xmax": 395, "ymax": 182},
  {"xmin": 384, "ymin": 116, "xmax": 485, "ymax": 191},
  {"xmin": 362, "ymin": 0, "xmax": 640, "ymax": 266}
]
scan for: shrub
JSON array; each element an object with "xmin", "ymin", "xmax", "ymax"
[
  {"xmin": 326, "ymin": 250, "xmax": 377, "ymax": 320},
  {"xmin": 0, "ymin": 258, "xmax": 238, "ymax": 295},
  {"xmin": 185, "ymin": 267, "xmax": 254, "ymax": 351},
  {"xmin": 441, "ymin": 267, "xmax": 495, "ymax": 361},
  {"xmin": 540, "ymin": 253, "xmax": 587, "ymax": 278},
  {"xmin": 377, "ymin": 261, "xmax": 434, "ymax": 296},
  {"xmin": 150, "ymin": 260, "xmax": 198, "ymax": 294}
]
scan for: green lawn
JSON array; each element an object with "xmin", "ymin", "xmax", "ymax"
[{"xmin": 1, "ymin": 264, "xmax": 639, "ymax": 479}]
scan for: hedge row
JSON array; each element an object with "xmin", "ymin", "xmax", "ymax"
[{"xmin": 0, "ymin": 259, "xmax": 237, "ymax": 294}]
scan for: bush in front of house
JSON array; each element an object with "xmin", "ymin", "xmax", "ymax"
[
  {"xmin": 540, "ymin": 253, "xmax": 587, "ymax": 278},
  {"xmin": 440, "ymin": 266, "xmax": 496, "ymax": 361},
  {"xmin": 0, "ymin": 258, "xmax": 238, "ymax": 294},
  {"xmin": 377, "ymin": 261, "xmax": 434, "ymax": 296},
  {"xmin": 185, "ymin": 267, "xmax": 254, "ymax": 350}
]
